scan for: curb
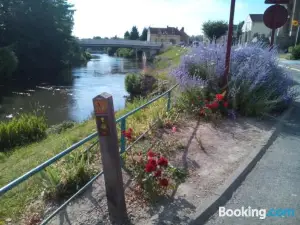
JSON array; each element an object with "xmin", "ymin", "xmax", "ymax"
[{"xmin": 189, "ymin": 106, "xmax": 294, "ymax": 225}]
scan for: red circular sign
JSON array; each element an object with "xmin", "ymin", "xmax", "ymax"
[{"xmin": 263, "ymin": 5, "xmax": 288, "ymax": 29}]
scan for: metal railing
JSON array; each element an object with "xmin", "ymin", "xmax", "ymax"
[{"xmin": 0, "ymin": 84, "xmax": 178, "ymax": 224}]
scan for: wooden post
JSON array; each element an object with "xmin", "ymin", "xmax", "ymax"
[
  {"xmin": 92, "ymin": 93, "xmax": 127, "ymax": 224},
  {"xmin": 223, "ymin": 0, "xmax": 236, "ymax": 89}
]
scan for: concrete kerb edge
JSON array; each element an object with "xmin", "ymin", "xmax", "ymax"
[{"xmin": 189, "ymin": 106, "xmax": 294, "ymax": 225}]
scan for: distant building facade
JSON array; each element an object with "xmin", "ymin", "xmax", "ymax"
[
  {"xmin": 241, "ymin": 14, "xmax": 271, "ymax": 43},
  {"xmin": 147, "ymin": 26, "xmax": 189, "ymax": 44}
]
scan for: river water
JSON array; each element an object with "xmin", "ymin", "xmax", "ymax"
[{"xmin": 0, "ymin": 54, "xmax": 147, "ymax": 125}]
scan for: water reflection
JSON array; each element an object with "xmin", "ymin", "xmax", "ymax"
[{"xmin": 0, "ymin": 54, "xmax": 146, "ymax": 125}]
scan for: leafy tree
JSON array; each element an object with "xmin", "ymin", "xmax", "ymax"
[
  {"xmin": 202, "ymin": 21, "xmax": 228, "ymax": 43},
  {"xmin": 93, "ymin": 36, "xmax": 102, "ymax": 39},
  {"xmin": 130, "ymin": 26, "xmax": 139, "ymax": 40},
  {"xmin": 124, "ymin": 31, "xmax": 130, "ymax": 39},
  {"xmin": 139, "ymin": 28, "xmax": 148, "ymax": 41},
  {"xmin": 0, "ymin": 0, "xmax": 89, "ymax": 82}
]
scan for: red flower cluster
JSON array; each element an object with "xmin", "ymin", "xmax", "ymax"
[
  {"xmin": 144, "ymin": 150, "xmax": 170, "ymax": 187},
  {"xmin": 204, "ymin": 94, "xmax": 229, "ymax": 110},
  {"xmin": 159, "ymin": 178, "xmax": 169, "ymax": 187},
  {"xmin": 206, "ymin": 101, "xmax": 219, "ymax": 109},
  {"xmin": 157, "ymin": 157, "xmax": 168, "ymax": 167},
  {"xmin": 122, "ymin": 128, "xmax": 133, "ymax": 141}
]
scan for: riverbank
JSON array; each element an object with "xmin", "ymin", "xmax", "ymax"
[{"xmin": 0, "ymin": 46, "xmax": 187, "ymax": 224}]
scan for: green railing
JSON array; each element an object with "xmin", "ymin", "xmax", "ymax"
[{"xmin": 0, "ymin": 84, "xmax": 178, "ymax": 224}]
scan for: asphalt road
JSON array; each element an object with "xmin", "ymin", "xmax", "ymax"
[{"xmin": 205, "ymin": 63, "xmax": 300, "ymax": 225}]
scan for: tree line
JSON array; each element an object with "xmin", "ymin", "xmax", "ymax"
[
  {"xmin": 92, "ymin": 26, "xmax": 148, "ymax": 58},
  {"xmin": 0, "ymin": 0, "xmax": 90, "ymax": 83}
]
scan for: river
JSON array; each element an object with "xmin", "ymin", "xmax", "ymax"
[{"xmin": 0, "ymin": 54, "xmax": 147, "ymax": 125}]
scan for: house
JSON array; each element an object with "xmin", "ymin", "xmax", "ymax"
[
  {"xmin": 241, "ymin": 14, "xmax": 271, "ymax": 43},
  {"xmin": 147, "ymin": 26, "xmax": 189, "ymax": 44}
]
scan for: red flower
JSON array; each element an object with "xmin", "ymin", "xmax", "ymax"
[
  {"xmin": 147, "ymin": 150, "xmax": 156, "ymax": 158},
  {"xmin": 154, "ymin": 170, "xmax": 162, "ymax": 177},
  {"xmin": 122, "ymin": 128, "xmax": 133, "ymax": 140},
  {"xmin": 157, "ymin": 157, "xmax": 168, "ymax": 167},
  {"xmin": 206, "ymin": 101, "xmax": 219, "ymax": 109},
  {"xmin": 159, "ymin": 178, "xmax": 169, "ymax": 187},
  {"xmin": 172, "ymin": 126, "xmax": 177, "ymax": 133},
  {"xmin": 223, "ymin": 101, "xmax": 229, "ymax": 108},
  {"xmin": 216, "ymin": 94, "xmax": 224, "ymax": 101},
  {"xmin": 148, "ymin": 158, "xmax": 157, "ymax": 167},
  {"xmin": 145, "ymin": 163, "xmax": 156, "ymax": 173}
]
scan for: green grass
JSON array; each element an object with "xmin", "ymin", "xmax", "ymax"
[
  {"xmin": 154, "ymin": 46, "xmax": 188, "ymax": 70},
  {"xmin": 279, "ymin": 53, "xmax": 292, "ymax": 60}
]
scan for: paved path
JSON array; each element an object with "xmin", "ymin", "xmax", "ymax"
[{"xmin": 205, "ymin": 64, "xmax": 300, "ymax": 225}]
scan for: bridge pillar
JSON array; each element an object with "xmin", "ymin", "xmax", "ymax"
[{"xmin": 135, "ymin": 49, "xmax": 138, "ymax": 60}]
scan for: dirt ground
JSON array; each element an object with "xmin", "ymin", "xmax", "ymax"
[{"xmin": 45, "ymin": 117, "xmax": 274, "ymax": 225}]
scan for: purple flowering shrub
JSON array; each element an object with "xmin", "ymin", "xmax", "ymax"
[{"xmin": 171, "ymin": 43, "xmax": 296, "ymax": 116}]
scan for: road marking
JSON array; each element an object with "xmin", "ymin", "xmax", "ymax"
[{"xmin": 279, "ymin": 64, "xmax": 300, "ymax": 72}]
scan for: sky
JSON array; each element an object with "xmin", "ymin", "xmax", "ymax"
[{"xmin": 68, "ymin": 0, "xmax": 269, "ymax": 39}]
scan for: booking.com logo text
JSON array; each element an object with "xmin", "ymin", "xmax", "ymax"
[{"xmin": 219, "ymin": 206, "xmax": 295, "ymax": 220}]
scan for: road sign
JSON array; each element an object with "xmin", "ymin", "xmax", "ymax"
[
  {"xmin": 263, "ymin": 5, "xmax": 289, "ymax": 29},
  {"xmin": 292, "ymin": 20, "xmax": 299, "ymax": 27}
]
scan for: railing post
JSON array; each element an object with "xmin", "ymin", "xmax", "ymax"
[
  {"xmin": 167, "ymin": 91, "xmax": 171, "ymax": 111},
  {"xmin": 93, "ymin": 93, "xmax": 127, "ymax": 224},
  {"xmin": 120, "ymin": 118, "xmax": 126, "ymax": 153}
]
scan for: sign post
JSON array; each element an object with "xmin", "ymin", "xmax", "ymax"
[
  {"xmin": 293, "ymin": 20, "xmax": 300, "ymax": 47},
  {"xmin": 92, "ymin": 93, "xmax": 127, "ymax": 224},
  {"xmin": 263, "ymin": 4, "xmax": 289, "ymax": 49}
]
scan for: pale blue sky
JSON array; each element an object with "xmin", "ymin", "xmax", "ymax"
[{"xmin": 69, "ymin": 0, "xmax": 269, "ymax": 38}]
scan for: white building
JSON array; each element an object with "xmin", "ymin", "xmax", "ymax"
[{"xmin": 241, "ymin": 14, "xmax": 271, "ymax": 43}]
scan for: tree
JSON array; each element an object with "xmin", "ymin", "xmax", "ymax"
[
  {"xmin": 93, "ymin": 36, "xmax": 102, "ymax": 39},
  {"xmin": 124, "ymin": 31, "xmax": 130, "ymax": 39},
  {"xmin": 0, "ymin": 0, "xmax": 89, "ymax": 82},
  {"xmin": 139, "ymin": 28, "xmax": 148, "ymax": 41},
  {"xmin": 202, "ymin": 21, "xmax": 228, "ymax": 43},
  {"xmin": 130, "ymin": 26, "xmax": 139, "ymax": 40}
]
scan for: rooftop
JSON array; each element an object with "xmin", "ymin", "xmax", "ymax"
[{"xmin": 249, "ymin": 14, "xmax": 264, "ymax": 22}]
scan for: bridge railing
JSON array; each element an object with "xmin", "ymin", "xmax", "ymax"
[
  {"xmin": 79, "ymin": 39, "xmax": 162, "ymax": 48},
  {"xmin": 0, "ymin": 84, "xmax": 178, "ymax": 224}
]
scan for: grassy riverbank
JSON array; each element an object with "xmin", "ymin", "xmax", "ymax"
[{"xmin": 0, "ymin": 46, "xmax": 187, "ymax": 223}]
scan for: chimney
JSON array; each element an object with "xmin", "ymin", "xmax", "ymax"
[{"xmin": 181, "ymin": 27, "xmax": 184, "ymax": 32}]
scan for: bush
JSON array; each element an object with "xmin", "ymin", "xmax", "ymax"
[
  {"xmin": 292, "ymin": 45, "xmax": 300, "ymax": 59},
  {"xmin": 172, "ymin": 43, "xmax": 296, "ymax": 116},
  {"xmin": 47, "ymin": 121, "xmax": 75, "ymax": 135},
  {"xmin": 40, "ymin": 151, "xmax": 95, "ymax": 201},
  {"xmin": 125, "ymin": 73, "xmax": 142, "ymax": 95},
  {"xmin": 117, "ymin": 48, "xmax": 134, "ymax": 58},
  {"xmin": 0, "ymin": 114, "xmax": 47, "ymax": 151}
]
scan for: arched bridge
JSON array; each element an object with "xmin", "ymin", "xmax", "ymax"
[{"xmin": 78, "ymin": 39, "xmax": 162, "ymax": 49}]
